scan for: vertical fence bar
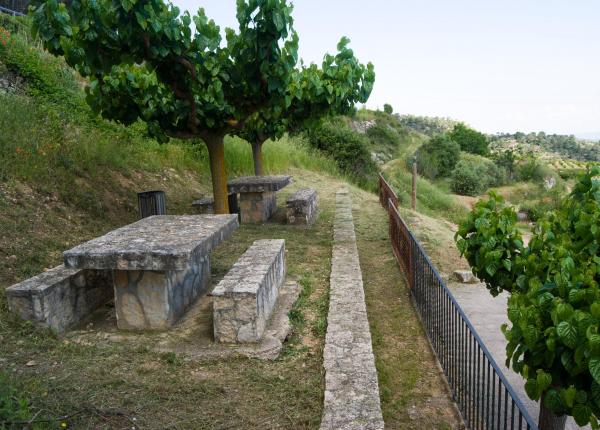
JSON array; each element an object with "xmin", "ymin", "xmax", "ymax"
[{"xmin": 377, "ymin": 174, "xmax": 538, "ymax": 430}]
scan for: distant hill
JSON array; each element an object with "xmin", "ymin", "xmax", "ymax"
[{"xmin": 490, "ymin": 132, "xmax": 600, "ymax": 162}]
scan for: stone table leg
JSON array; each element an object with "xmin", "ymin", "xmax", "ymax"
[
  {"xmin": 238, "ymin": 191, "xmax": 277, "ymax": 223},
  {"xmin": 114, "ymin": 257, "xmax": 210, "ymax": 330}
]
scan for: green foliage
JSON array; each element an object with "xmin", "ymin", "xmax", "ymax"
[
  {"xmin": 455, "ymin": 167, "xmax": 600, "ymax": 427},
  {"xmin": 491, "ymin": 131, "xmax": 600, "ymax": 162},
  {"xmin": 366, "ymin": 122, "xmax": 401, "ymax": 148},
  {"xmin": 413, "ymin": 135, "xmax": 460, "ymax": 180},
  {"xmin": 449, "ymin": 123, "xmax": 489, "ymax": 155},
  {"xmin": 0, "ymin": 371, "xmax": 42, "ymax": 429},
  {"xmin": 516, "ymin": 156, "xmax": 557, "ymax": 183},
  {"xmin": 397, "ymin": 115, "xmax": 457, "ymax": 137},
  {"xmin": 237, "ymin": 36, "xmax": 375, "ymax": 152},
  {"xmin": 383, "ymin": 103, "xmax": 393, "ymax": 115},
  {"xmin": 450, "ymin": 154, "xmax": 506, "ymax": 196},
  {"xmin": 305, "ymin": 118, "xmax": 378, "ymax": 190}
]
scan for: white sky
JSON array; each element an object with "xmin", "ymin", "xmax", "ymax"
[{"xmin": 170, "ymin": 0, "xmax": 600, "ymax": 137}]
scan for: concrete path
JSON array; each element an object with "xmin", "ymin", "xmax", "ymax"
[
  {"xmin": 449, "ymin": 282, "xmax": 585, "ymax": 430},
  {"xmin": 320, "ymin": 190, "xmax": 384, "ymax": 430}
]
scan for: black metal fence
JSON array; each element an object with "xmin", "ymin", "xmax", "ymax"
[
  {"xmin": 0, "ymin": 0, "xmax": 27, "ymax": 16},
  {"xmin": 379, "ymin": 173, "xmax": 538, "ymax": 430}
]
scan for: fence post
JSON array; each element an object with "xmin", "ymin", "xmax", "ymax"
[{"xmin": 412, "ymin": 161, "xmax": 417, "ymax": 211}]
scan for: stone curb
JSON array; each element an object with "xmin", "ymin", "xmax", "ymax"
[{"xmin": 320, "ymin": 190, "xmax": 385, "ymax": 430}]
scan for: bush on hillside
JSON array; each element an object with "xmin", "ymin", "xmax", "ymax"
[
  {"xmin": 383, "ymin": 103, "xmax": 393, "ymax": 115},
  {"xmin": 449, "ymin": 123, "xmax": 489, "ymax": 155},
  {"xmin": 412, "ymin": 135, "xmax": 461, "ymax": 180},
  {"xmin": 305, "ymin": 119, "xmax": 378, "ymax": 189},
  {"xmin": 451, "ymin": 154, "xmax": 507, "ymax": 196},
  {"xmin": 515, "ymin": 157, "xmax": 556, "ymax": 183},
  {"xmin": 366, "ymin": 122, "xmax": 401, "ymax": 148}
]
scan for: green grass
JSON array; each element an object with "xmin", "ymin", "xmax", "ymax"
[
  {"xmin": 386, "ymin": 163, "xmax": 468, "ymax": 224},
  {"xmin": 351, "ymin": 188, "xmax": 461, "ymax": 428}
]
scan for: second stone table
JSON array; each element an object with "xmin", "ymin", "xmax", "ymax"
[
  {"xmin": 63, "ymin": 215, "xmax": 239, "ymax": 330},
  {"xmin": 227, "ymin": 175, "xmax": 291, "ymax": 223}
]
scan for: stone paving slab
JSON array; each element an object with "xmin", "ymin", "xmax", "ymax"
[
  {"xmin": 63, "ymin": 215, "xmax": 239, "ymax": 271},
  {"xmin": 320, "ymin": 190, "xmax": 384, "ymax": 430}
]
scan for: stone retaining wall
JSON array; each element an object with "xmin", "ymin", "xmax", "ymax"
[
  {"xmin": 320, "ymin": 190, "xmax": 384, "ymax": 430},
  {"xmin": 212, "ymin": 239, "xmax": 286, "ymax": 343}
]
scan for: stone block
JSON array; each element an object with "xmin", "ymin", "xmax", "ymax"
[
  {"xmin": 286, "ymin": 188, "xmax": 318, "ymax": 225},
  {"xmin": 238, "ymin": 191, "xmax": 277, "ymax": 224},
  {"xmin": 212, "ymin": 239, "xmax": 286, "ymax": 343},
  {"xmin": 453, "ymin": 270, "xmax": 480, "ymax": 284},
  {"xmin": 5, "ymin": 265, "xmax": 113, "ymax": 333},
  {"xmin": 114, "ymin": 256, "xmax": 210, "ymax": 330}
]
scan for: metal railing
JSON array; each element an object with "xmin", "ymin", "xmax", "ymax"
[
  {"xmin": 0, "ymin": 5, "xmax": 24, "ymax": 16},
  {"xmin": 379, "ymin": 173, "xmax": 538, "ymax": 430},
  {"xmin": 0, "ymin": 0, "xmax": 27, "ymax": 16}
]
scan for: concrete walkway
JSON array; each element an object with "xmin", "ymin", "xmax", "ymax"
[
  {"xmin": 449, "ymin": 282, "xmax": 585, "ymax": 430},
  {"xmin": 320, "ymin": 190, "xmax": 384, "ymax": 430}
]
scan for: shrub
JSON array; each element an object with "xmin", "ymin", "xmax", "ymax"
[
  {"xmin": 366, "ymin": 122, "xmax": 401, "ymax": 148},
  {"xmin": 413, "ymin": 135, "xmax": 461, "ymax": 180},
  {"xmin": 451, "ymin": 154, "xmax": 507, "ymax": 196},
  {"xmin": 455, "ymin": 168, "xmax": 600, "ymax": 428},
  {"xmin": 305, "ymin": 118, "xmax": 378, "ymax": 189},
  {"xmin": 383, "ymin": 103, "xmax": 393, "ymax": 115},
  {"xmin": 451, "ymin": 160, "xmax": 487, "ymax": 196},
  {"xmin": 449, "ymin": 123, "xmax": 489, "ymax": 155}
]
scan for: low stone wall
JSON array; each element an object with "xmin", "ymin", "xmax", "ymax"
[
  {"xmin": 212, "ymin": 239, "xmax": 286, "ymax": 343},
  {"xmin": 286, "ymin": 188, "xmax": 318, "ymax": 225},
  {"xmin": 320, "ymin": 190, "xmax": 384, "ymax": 430},
  {"xmin": 5, "ymin": 265, "xmax": 113, "ymax": 333}
]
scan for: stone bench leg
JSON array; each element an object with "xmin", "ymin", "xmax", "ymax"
[
  {"xmin": 238, "ymin": 191, "xmax": 277, "ymax": 223},
  {"xmin": 114, "ymin": 257, "xmax": 210, "ymax": 330}
]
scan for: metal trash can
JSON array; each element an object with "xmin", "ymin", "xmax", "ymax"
[
  {"xmin": 138, "ymin": 190, "xmax": 166, "ymax": 219},
  {"xmin": 228, "ymin": 193, "xmax": 239, "ymax": 220}
]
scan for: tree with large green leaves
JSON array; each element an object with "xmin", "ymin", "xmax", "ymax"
[
  {"xmin": 29, "ymin": 0, "xmax": 302, "ymax": 213},
  {"xmin": 455, "ymin": 166, "xmax": 600, "ymax": 430},
  {"xmin": 237, "ymin": 37, "xmax": 374, "ymax": 176}
]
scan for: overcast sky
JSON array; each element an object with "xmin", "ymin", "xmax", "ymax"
[{"xmin": 170, "ymin": 0, "xmax": 600, "ymax": 137}]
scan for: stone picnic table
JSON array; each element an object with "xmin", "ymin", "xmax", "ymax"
[
  {"xmin": 227, "ymin": 175, "xmax": 291, "ymax": 223},
  {"xmin": 63, "ymin": 215, "xmax": 238, "ymax": 330}
]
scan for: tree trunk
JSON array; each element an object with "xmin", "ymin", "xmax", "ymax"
[
  {"xmin": 251, "ymin": 141, "xmax": 264, "ymax": 176},
  {"xmin": 538, "ymin": 401, "xmax": 567, "ymax": 430},
  {"xmin": 205, "ymin": 136, "xmax": 230, "ymax": 214}
]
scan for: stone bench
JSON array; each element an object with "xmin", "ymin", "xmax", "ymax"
[
  {"xmin": 5, "ymin": 266, "xmax": 113, "ymax": 333},
  {"xmin": 286, "ymin": 188, "xmax": 318, "ymax": 225},
  {"xmin": 192, "ymin": 194, "xmax": 239, "ymax": 215},
  {"xmin": 212, "ymin": 239, "xmax": 286, "ymax": 343}
]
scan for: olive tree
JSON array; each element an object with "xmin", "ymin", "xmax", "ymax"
[
  {"xmin": 30, "ymin": 0, "xmax": 300, "ymax": 213},
  {"xmin": 455, "ymin": 167, "xmax": 600, "ymax": 429},
  {"xmin": 238, "ymin": 37, "xmax": 375, "ymax": 176}
]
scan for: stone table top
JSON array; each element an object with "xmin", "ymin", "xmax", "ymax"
[
  {"xmin": 63, "ymin": 215, "xmax": 239, "ymax": 271},
  {"xmin": 227, "ymin": 175, "xmax": 292, "ymax": 193}
]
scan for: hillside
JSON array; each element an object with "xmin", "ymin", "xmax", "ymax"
[{"xmin": 0, "ymin": 15, "xmax": 466, "ymax": 430}]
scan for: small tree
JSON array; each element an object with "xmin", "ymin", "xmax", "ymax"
[
  {"xmin": 30, "ymin": 0, "xmax": 302, "ymax": 213},
  {"xmin": 238, "ymin": 37, "xmax": 375, "ymax": 176},
  {"xmin": 455, "ymin": 167, "xmax": 600, "ymax": 430},
  {"xmin": 383, "ymin": 103, "xmax": 393, "ymax": 115},
  {"xmin": 449, "ymin": 122, "xmax": 489, "ymax": 155}
]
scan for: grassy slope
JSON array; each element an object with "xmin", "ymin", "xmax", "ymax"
[{"xmin": 0, "ymin": 22, "xmax": 465, "ymax": 430}]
